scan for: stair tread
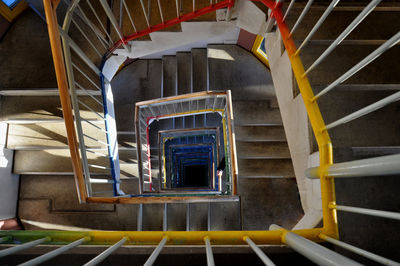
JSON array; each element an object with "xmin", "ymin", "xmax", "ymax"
[
  {"xmin": 177, "ymin": 52, "xmax": 192, "ymax": 95},
  {"xmin": 162, "ymin": 56, "xmax": 177, "ymax": 97}
]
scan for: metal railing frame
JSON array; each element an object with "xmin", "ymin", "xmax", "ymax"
[{"xmin": 27, "ymin": 0, "xmax": 400, "ymax": 264}]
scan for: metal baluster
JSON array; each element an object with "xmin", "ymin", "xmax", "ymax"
[
  {"xmin": 86, "ymin": 0, "xmax": 113, "ymax": 44},
  {"xmin": 0, "ymin": 237, "xmax": 50, "ymax": 258},
  {"xmin": 244, "ymin": 236, "xmax": 275, "ymax": 265},
  {"xmin": 78, "ymin": 100, "xmax": 105, "ymax": 120},
  {"xmin": 289, "ymin": 0, "xmax": 314, "ymax": 37},
  {"xmin": 193, "ymin": 0, "xmax": 195, "ymax": 12},
  {"xmin": 163, "ymin": 203, "xmax": 168, "ymax": 231},
  {"xmin": 84, "ymin": 237, "xmax": 127, "ymax": 266},
  {"xmin": 296, "ymin": 0, "xmax": 340, "ymax": 54},
  {"xmin": 303, "ymin": 0, "xmax": 383, "ymax": 76},
  {"xmin": 186, "ymin": 203, "xmax": 190, "ymax": 231},
  {"xmin": 320, "ymin": 234, "xmax": 400, "ymax": 266},
  {"xmin": 74, "ymin": 4, "xmax": 109, "ymax": 49},
  {"xmin": 204, "ymin": 237, "xmax": 215, "ymax": 266},
  {"xmin": 71, "ymin": 17, "xmax": 102, "ymax": 58},
  {"xmin": 82, "ymin": 118, "xmax": 106, "ymax": 132},
  {"xmin": 282, "ymin": 0, "xmax": 296, "ymax": 21},
  {"xmin": 140, "ymin": 0, "xmax": 151, "ymax": 28},
  {"xmin": 98, "ymin": 0, "xmax": 130, "ymax": 52},
  {"xmin": 306, "ymin": 153, "xmax": 400, "ymax": 179},
  {"xmin": 122, "ymin": 0, "xmax": 137, "ymax": 32},
  {"xmin": 137, "ymin": 204, "xmax": 143, "ymax": 231},
  {"xmin": 329, "ymin": 204, "xmax": 400, "ymax": 220},
  {"xmin": 325, "ymin": 90, "xmax": 400, "ymax": 130},
  {"xmin": 71, "ymin": 62, "xmax": 101, "ymax": 91},
  {"xmin": 19, "ymin": 238, "xmax": 86, "ymax": 266},
  {"xmin": 83, "ymin": 133, "xmax": 109, "ymax": 146},
  {"xmin": 119, "ymin": 0, "xmax": 123, "ymax": 29},
  {"xmin": 175, "ymin": 0, "xmax": 180, "ymax": 17},
  {"xmin": 157, "ymin": 0, "xmax": 164, "ymax": 23},
  {"xmin": 144, "ymin": 237, "xmax": 168, "ymax": 266},
  {"xmin": 312, "ymin": 31, "xmax": 400, "ymax": 100},
  {"xmin": 74, "ymin": 82, "xmax": 103, "ymax": 106},
  {"xmin": 270, "ymin": 225, "xmax": 361, "ymax": 266}
]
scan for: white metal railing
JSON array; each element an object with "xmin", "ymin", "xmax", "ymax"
[{"xmin": 281, "ymin": 0, "xmax": 400, "ymax": 264}]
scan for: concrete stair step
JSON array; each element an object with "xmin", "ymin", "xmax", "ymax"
[
  {"xmin": 287, "ymin": 10, "xmax": 400, "ymax": 41},
  {"xmin": 141, "ymin": 204, "xmax": 164, "ymax": 231},
  {"xmin": 209, "ymin": 201, "xmax": 241, "ymax": 230},
  {"xmin": 351, "ymin": 146, "xmax": 400, "ymax": 159},
  {"xmin": 235, "ymin": 125, "xmax": 286, "ymax": 142},
  {"xmin": 236, "ymin": 142, "xmax": 290, "ymax": 158},
  {"xmin": 0, "ymin": 95, "xmax": 103, "ymax": 120},
  {"xmin": 187, "ymin": 203, "xmax": 208, "ymax": 231},
  {"xmin": 317, "ymin": 89, "xmax": 400, "ymax": 148},
  {"xmin": 7, "ymin": 122, "xmax": 107, "ymax": 149},
  {"xmin": 207, "ymin": 44, "xmax": 275, "ymax": 100},
  {"xmin": 233, "ymin": 100, "xmax": 282, "ymax": 125},
  {"xmin": 13, "ymin": 149, "xmax": 110, "ymax": 174},
  {"xmin": 192, "ymin": 48, "xmax": 208, "ymax": 92},
  {"xmin": 238, "ymin": 178, "xmax": 303, "ymax": 230},
  {"xmin": 177, "ymin": 52, "xmax": 192, "ymax": 95},
  {"xmin": 166, "ymin": 203, "xmax": 187, "ymax": 231},
  {"xmin": 162, "ymin": 56, "xmax": 177, "ymax": 97},
  {"xmin": 238, "ymin": 159, "xmax": 294, "ymax": 177},
  {"xmin": 301, "ymin": 44, "xmax": 400, "ymax": 85}
]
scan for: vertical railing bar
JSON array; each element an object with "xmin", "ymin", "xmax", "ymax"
[
  {"xmin": 72, "ymin": 19, "xmax": 102, "ymax": 58},
  {"xmin": 313, "ymin": 31, "xmax": 400, "ymax": 100},
  {"xmin": 122, "ymin": 0, "xmax": 137, "ymax": 32},
  {"xmin": 82, "ymin": 118, "xmax": 106, "ymax": 132},
  {"xmin": 244, "ymin": 236, "xmax": 276, "ymax": 266},
  {"xmin": 0, "ymin": 237, "xmax": 50, "ymax": 258},
  {"xmin": 303, "ymin": 0, "xmax": 383, "ymax": 76},
  {"xmin": 74, "ymin": 3, "xmax": 109, "ymax": 49},
  {"xmin": 282, "ymin": 0, "xmax": 296, "ymax": 21},
  {"xmin": 83, "ymin": 133, "xmax": 108, "ymax": 146},
  {"xmin": 119, "ymin": 0, "xmax": 123, "ymax": 29},
  {"xmin": 147, "ymin": 0, "xmax": 152, "ymax": 26},
  {"xmin": 86, "ymin": 0, "xmax": 113, "ymax": 44},
  {"xmin": 139, "ymin": 0, "xmax": 151, "ymax": 28},
  {"xmin": 71, "ymin": 62, "xmax": 101, "ymax": 91},
  {"xmin": 70, "ymin": 17, "xmax": 102, "ymax": 58},
  {"xmin": 84, "ymin": 237, "xmax": 127, "ymax": 266},
  {"xmin": 289, "ymin": 0, "xmax": 314, "ymax": 37},
  {"xmin": 19, "ymin": 238, "xmax": 86, "ymax": 266},
  {"xmin": 137, "ymin": 204, "xmax": 143, "ymax": 231},
  {"xmin": 157, "ymin": 0, "xmax": 165, "ymax": 23},
  {"xmin": 98, "ymin": 0, "xmax": 130, "ymax": 52},
  {"xmin": 296, "ymin": 0, "xmax": 340, "ymax": 54},
  {"xmin": 325, "ymin": 90, "xmax": 400, "ymax": 130},
  {"xmin": 143, "ymin": 237, "xmax": 168, "ymax": 266},
  {"xmin": 186, "ymin": 203, "xmax": 190, "ymax": 231},
  {"xmin": 330, "ymin": 204, "xmax": 400, "ymax": 220},
  {"xmin": 75, "ymin": 82, "xmax": 104, "ymax": 106},
  {"xmin": 86, "ymin": 149, "xmax": 108, "ymax": 157},
  {"xmin": 204, "ymin": 237, "xmax": 215, "ymax": 266},
  {"xmin": 193, "ymin": 0, "xmax": 195, "ymax": 12},
  {"xmin": 62, "ymin": 32, "xmax": 101, "ymax": 76},
  {"xmin": 320, "ymin": 234, "xmax": 400, "ymax": 266},
  {"xmin": 78, "ymin": 99, "xmax": 106, "ymax": 120},
  {"xmin": 207, "ymin": 201, "xmax": 211, "ymax": 231},
  {"xmin": 175, "ymin": 0, "xmax": 180, "ymax": 17},
  {"xmin": 163, "ymin": 202, "xmax": 168, "ymax": 231},
  {"xmin": 269, "ymin": 225, "xmax": 362, "ymax": 266}
]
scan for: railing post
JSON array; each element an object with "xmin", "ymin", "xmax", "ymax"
[
  {"xmin": 43, "ymin": 0, "xmax": 87, "ymax": 203},
  {"xmin": 98, "ymin": 0, "xmax": 130, "ymax": 53},
  {"xmin": 270, "ymin": 225, "xmax": 362, "ymax": 266}
]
